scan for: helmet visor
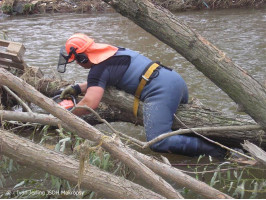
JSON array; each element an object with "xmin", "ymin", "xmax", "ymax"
[{"xmin": 57, "ymin": 46, "xmax": 74, "ymax": 73}]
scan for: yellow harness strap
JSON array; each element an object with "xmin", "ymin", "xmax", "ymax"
[{"xmin": 133, "ymin": 62, "xmax": 160, "ymax": 117}]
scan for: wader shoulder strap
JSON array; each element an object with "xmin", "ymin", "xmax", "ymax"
[{"xmin": 133, "ymin": 62, "xmax": 160, "ymax": 118}]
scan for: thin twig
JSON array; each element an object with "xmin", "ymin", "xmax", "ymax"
[
  {"xmin": 173, "ymin": 114, "xmax": 254, "ymax": 160},
  {"xmin": 160, "ymin": 155, "xmax": 171, "ymax": 166},
  {"xmin": 143, "ymin": 124, "xmax": 260, "ymax": 149},
  {"xmin": 2, "ymin": 85, "xmax": 32, "ymax": 112},
  {"xmin": 179, "ymin": 165, "xmax": 247, "ymax": 174},
  {"xmin": 142, "ymin": 115, "xmax": 258, "ymax": 160},
  {"xmin": 171, "ymin": 161, "xmax": 223, "ymax": 167}
]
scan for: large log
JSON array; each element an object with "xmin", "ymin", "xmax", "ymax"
[
  {"xmin": 102, "ymin": 87, "xmax": 266, "ymax": 149},
  {"xmin": 0, "ymin": 129, "xmax": 163, "ymax": 199},
  {"xmin": 1, "ymin": 86, "xmax": 265, "ymax": 148},
  {"xmin": 6, "ymin": 67, "xmax": 264, "ymax": 148},
  {"xmin": 0, "ymin": 114, "xmax": 231, "ymax": 199},
  {"xmin": 0, "ymin": 68, "xmax": 182, "ymax": 199},
  {"xmin": 0, "ymin": 113, "xmax": 232, "ymax": 199},
  {"xmin": 102, "ymin": 0, "xmax": 266, "ymax": 129}
]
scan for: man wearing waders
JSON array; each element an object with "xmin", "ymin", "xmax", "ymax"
[{"xmin": 58, "ymin": 33, "xmax": 226, "ymax": 157}]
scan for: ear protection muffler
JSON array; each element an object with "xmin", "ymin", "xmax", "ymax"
[{"xmin": 70, "ymin": 47, "xmax": 89, "ymax": 64}]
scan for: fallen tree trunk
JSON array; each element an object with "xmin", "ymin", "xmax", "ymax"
[
  {"xmin": 102, "ymin": 87, "xmax": 266, "ymax": 148},
  {"xmin": 0, "ymin": 69, "xmax": 235, "ymax": 199},
  {"xmin": 0, "ymin": 113, "xmax": 232, "ymax": 199},
  {"xmin": 5, "ymin": 67, "xmax": 264, "ymax": 148},
  {"xmin": 1, "ymin": 86, "xmax": 265, "ymax": 148},
  {"xmin": 0, "ymin": 68, "xmax": 183, "ymax": 199},
  {"xmin": 2, "ymin": 91, "xmax": 265, "ymax": 149},
  {"xmin": 102, "ymin": 0, "xmax": 266, "ymax": 129},
  {"xmin": 0, "ymin": 129, "xmax": 163, "ymax": 199}
]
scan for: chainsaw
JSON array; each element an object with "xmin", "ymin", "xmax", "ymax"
[{"xmin": 52, "ymin": 94, "xmax": 76, "ymax": 110}]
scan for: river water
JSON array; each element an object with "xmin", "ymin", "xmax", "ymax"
[
  {"xmin": 0, "ymin": 8, "xmax": 265, "ymax": 114},
  {"xmin": 0, "ymin": 7, "xmax": 265, "ymax": 198}
]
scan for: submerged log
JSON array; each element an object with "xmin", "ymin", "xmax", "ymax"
[
  {"xmin": 102, "ymin": 0, "xmax": 266, "ymax": 129},
  {"xmin": 0, "ymin": 129, "xmax": 163, "ymax": 199}
]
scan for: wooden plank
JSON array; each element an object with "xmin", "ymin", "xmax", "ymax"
[
  {"xmin": 0, "ymin": 51, "xmax": 22, "ymax": 62},
  {"xmin": 0, "ymin": 39, "xmax": 10, "ymax": 47},
  {"xmin": 7, "ymin": 42, "xmax": 26, "ymax": 58},
  {"xmin": 0, "ymin": 58, "xmax": 25, "ymax": 70},
  {"xmin": 0, "ymin": 39, "xmax": 27, "ymax": 70}
]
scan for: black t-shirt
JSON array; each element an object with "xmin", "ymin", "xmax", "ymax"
[{"xmin": 87, "ymin": 55, "xmax": 131, "ymax": 89}]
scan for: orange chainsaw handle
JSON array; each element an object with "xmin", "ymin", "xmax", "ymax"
[{"xmin": 52, "ymin": 95, "xmax": 76, "ymax": 110}]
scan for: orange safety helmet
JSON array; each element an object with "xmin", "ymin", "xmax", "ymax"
[{"xmin": 65, "ymin": 33, "xmax": 118, "ymax": 64}]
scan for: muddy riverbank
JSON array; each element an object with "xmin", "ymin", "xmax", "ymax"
[{"xmin": 1, "ymin": 0, "xmax": 265, "ymax": 16}]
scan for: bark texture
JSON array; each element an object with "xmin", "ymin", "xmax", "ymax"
[
  {"xmin": 0, "ymin": 69, "xmax": 235, "ymax": 199},
  {"xmin": 102, "ymin": 0, "xmax": 266, "ymax": 129},
  {"xmin": 0, "ymin": 68, "xmax": 182, "ymax": 199},
  {"xmin": 0, "ymin": 129, "xmax": 163, "ymax": 199},
  {"xmin": 0, "ymin": 110, "xmax": 233, "ymax": 199}
]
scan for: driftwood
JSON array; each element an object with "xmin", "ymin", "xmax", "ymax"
[
  {"xmin": 2, "ymin": 85, "xmax": 32, "ymax": 112},
  {"xmin": 0, "ymin": 68, "xmax": 183, "ymax": 199},
  {"xmin": 102, "ymin": 0, "xmax": 266, "ymax": 129},
  {"xmin": 0, "ymin": 129, "xmax": 163, "ymax": 199},
  {"xmin": 19, "ymin": 67, "xmax": 71, "ymax": 97},
  {"xmin": 1, "ymin": 109, "xmax": 257, "ymax": 160}
]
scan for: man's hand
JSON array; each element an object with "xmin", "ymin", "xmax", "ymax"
[
  {"xmin": 60, "ymin": 85, "xmax": 81, "ymax": 99},
  {"xmin": 72, "ymin": 86, "xmax": 104, "ymax": 116}
]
